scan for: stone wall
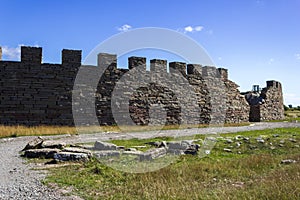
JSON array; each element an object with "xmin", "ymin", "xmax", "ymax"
[
  {"xmin": 0, "ymin": 46, "xmax": 283, "ymax": 126},
  {"xmin": 245, "ymin": 81, "xmax": 285, "ymax": 122},
  {"xmin": 0, "ymin": 47, "xmax": 81, "ymax": 125}
]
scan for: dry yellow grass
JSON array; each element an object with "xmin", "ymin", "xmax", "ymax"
[
  {"xmin": 0, "ymin": 125, "xmax": 76, "ymax": 138},
  {"xmin": 0, "ymin": 122, "xmax": 251, "ymax": 138}
]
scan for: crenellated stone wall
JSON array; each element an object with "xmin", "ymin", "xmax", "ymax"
[
  {"xmin": 0, "ymin": 46, "xmax": 284, "ymax": 126},
  {"xmin": 0, "ymin": 47, "xmax": 81, "ymax": 125}
]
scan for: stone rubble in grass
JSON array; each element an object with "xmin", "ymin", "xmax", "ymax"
[{"xmin": 280, "ymin": 159, "xmax": 297, "ymax": 164}]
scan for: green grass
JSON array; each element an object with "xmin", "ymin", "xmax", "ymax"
[{"xmin": 44, "ymin": 127, "xmax": 300, "ymax": 199}]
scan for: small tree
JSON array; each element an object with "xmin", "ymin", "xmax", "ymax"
[
  {"xmin": 284, "ymin": 105, "xmax": 289, "ymax": 111},
  {"xmin": 288, "ymin": 104, "xmax": 293, "ymax": 109}
]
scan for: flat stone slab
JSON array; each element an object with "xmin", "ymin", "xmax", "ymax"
[
  {"xmin": 139, "ymin": 147, "xmax": 167, "ymax": 161},
  {"xmin": 167, "ymin": 141, "xmax": 191, "ymax": 150},
  {"xmin": 24, "ymin": 148, "xmax": 61, "ymax": 159},
  {"xmin": 54, "ymin": 152, "xmax": 89, "ymax": 162},
  {"xmin": 62, "ymin": 147, "xmax": 92, "ymax": 156},
  {"xmin": 94, "ymin": 141, "xmax": 117, "ymax": 151},
  {"xmin": 22, "ymin": 137, "xmax": 44, "ymax": 151},
  {"xmin": 93, "ymin": 150, "xmax": 120, "ymax": 158},
  {"xmin": 167, "ymin": 149, "xmax": 184, "ymax": 155},
  {"xmin": 41, "ymin": 140, "xmax": 66, "ymax": 149},
  {"xmin": 122, "ymin": 150, "xmax": 143, "ymax": 156}
]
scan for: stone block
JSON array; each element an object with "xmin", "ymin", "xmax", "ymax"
[
  {"xmin": 54, "ymin": 152, "xmax": 89, "ymax": 162},
  {"xmin": 94, "ymin": 141, "xmax": 117, "ymax": 150},
  {"xmin": 24, "ymin": 148, "xmax": 61, "ymax": 159}
]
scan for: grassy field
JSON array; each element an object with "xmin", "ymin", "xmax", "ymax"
[
  {"xmin": 285, "ymin": 110, "xmax": 300, "ymax": 121},
  {"xmin": 44, "ymin": 127, "xmax": 300, "ymax": 200}
]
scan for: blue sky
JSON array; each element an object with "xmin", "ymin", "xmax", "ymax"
[{"xmin": 1, "ymin": 0, "xmax": 300, "ymax": 106}]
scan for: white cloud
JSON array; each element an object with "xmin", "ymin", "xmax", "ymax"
[
  {"xmin": 183, "ymin": 25, "xmax": 204, "ymax": 33},
  {"xmin": 1, "ymin": 44, "xmax": 40, "ymax": 60},
  {"xmin": 117, "ymin": 24, "xmax": 132, "ymax": 32},
  {"xmin": 268, "ymin": 58, "xmax": 274, "ymax": 64},
  {"xmin": 1, "ymin": 45, "xmax": 23, "ymax": 59},
  {"xmin": 194, "ymin": 26, "xmax": 204, "ymax": 31},
  {"xmin": 295, "ymin": 53, "xmax": 300, "ymax": 60}
]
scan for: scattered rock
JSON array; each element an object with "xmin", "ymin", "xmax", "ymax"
[
  {"xmin": 279, "ymin": 140, "xmax": 285, "ymax": 144},
  {"xmin": 273, "ymin": 134, "xmax": 280, "ymax": 138},
  {"xmin": 232, "ymin": 181, "xmax": 245, "ymax": 188},
  {"xmin": 256, "ymin": 138, "xmax": 265, "ymax": 143},
  {"xmin": 278, "ymin": 144, "xmax": 284, "ymax": 147},
  {"xmin": 243, "ymin": 137, "xmax": 250, "ymax": 142},
  {"xmin": 22, "ymin": 137, "xmax": 43, "ymax": 151},
  {"xmin": 223, "ymin": 148, "xmax": 232, "ymax": 152},
  {"xmin": 41, "ymin": 140, "xmax": 66, "ymax": 149},
  {"xmin": 281, "ymin": 159, "xmax": 297, "ymax": 164},
  {"xmin": 94, "ymin": 141, "xmax": 117, "ymax": 151},
  {"xmin": 225, "ymin": 139, "xmax": 233, "ymax": 144},
  {"xmin": 289, "ymin": 138, "xmax": 297, "ymax": 143},
  {"xmin": 235, "ymin": 135, "xmax": 243, "ymax": 140},
  {"xmin": 24, "ymin": 148, "xmax": 60, "ymax": 159},
  {"xmin": 54, "ymin": 152, "xmax": 89, "ymax": 162}
]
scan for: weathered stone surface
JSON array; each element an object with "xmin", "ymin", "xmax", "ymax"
[
  {"xmin": 62, "ymin": 147, "xmax": 92, "ymax": 156},
  {"xmin": 167, "ymin": 141, "xmax": 189, "ymax": 150},
  {"xmin": 24, "ymin": 148, "xmax": 60, "ymax": 159},
  {"xmin": 139, "ymin": 147, "xmax": 167, "ymax": 161},
  {"xmin": 54, "ymin": 152, "xmax": 89, "ymax": 162},
  {"xmin": 122, "ymin": 150, "xmax": 143, "ymax": 156},
  {"xmin": 22, "ymin": 137, "xmax": 44, "ymax": 151},
  {"xmin": 41, "ymin": 140, "xmax": 66, "ymax": 149},
  {"xmin": 93, "ymin": 150, "xmax": 120, "ymax": 158},
  {"xmin": 94, "ymin": 141, "xmax": 117, "ymax": 150}
]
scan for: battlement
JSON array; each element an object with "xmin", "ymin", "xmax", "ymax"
[
  {"xmin": 62, "ymin": 49, "xmax": 82, "ymax": 66},
  {"xmin": 96, "ymin": 52, "xmax": 228, "ymax": 80},
  {"xmin": 21, "ymin": 46, "xmax": 42, "ymax": 64},
  {"xmin": 266, "ymin": 80, "xmax": 281, "ymax": 89}
]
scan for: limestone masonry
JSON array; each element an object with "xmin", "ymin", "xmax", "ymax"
[{"xmin": 0, "ymin": 46, "xmax": 284, "ymax": 126}]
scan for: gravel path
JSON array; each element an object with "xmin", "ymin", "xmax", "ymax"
[{"xmin": 0, "ymin": 122, "xmax": 299, "ymax": 199}]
